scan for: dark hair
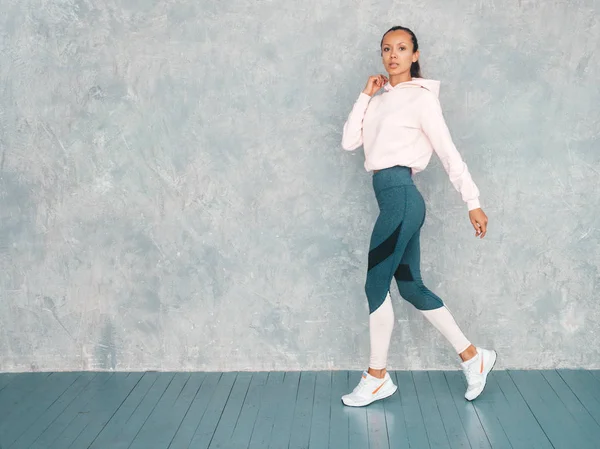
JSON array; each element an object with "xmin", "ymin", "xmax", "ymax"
[{"xmin": 380, "ymin": 26, "xmax": 422, "ymax": 78}]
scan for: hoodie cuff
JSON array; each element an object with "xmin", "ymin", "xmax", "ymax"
[
  {"xmin": 357, "ymin": 92, "xmax": 372, "ymax": 103},
  {"xmin": 467, "ymin": 199, "xmax": 481, "ymax": 211}
]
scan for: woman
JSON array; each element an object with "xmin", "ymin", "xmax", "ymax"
[{"xmin": 340, "ymin": 26, "xmax": 497, "ymax": 407}]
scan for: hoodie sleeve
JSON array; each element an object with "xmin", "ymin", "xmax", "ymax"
[
  {"xmin": 341, "ymin": 92, "xmax": 372, "ymax": 151},
  {"xmin": 419, "ymin": 92, "xmax": 481, "ymax": 211}
]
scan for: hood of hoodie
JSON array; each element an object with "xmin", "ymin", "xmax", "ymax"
[{"xmin": 383, "ymin": 77, "xmax": 440, "ymax": 98}]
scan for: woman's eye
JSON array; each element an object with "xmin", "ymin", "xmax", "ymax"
[{"xmin": 383, "ymin": 48, "xmax": 389, "ymax": 52}]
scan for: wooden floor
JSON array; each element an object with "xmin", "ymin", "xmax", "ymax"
[{"xmin": 0, "ymin": 370, "xmax": 599, "ymax": 449}]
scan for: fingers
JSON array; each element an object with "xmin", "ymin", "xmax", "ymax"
[
  {"xmin": 471, "ymin": 218, "xmax": 488, "ymax": 239},
  {"xmin": 479, "ymin": 220, "xmax": 487, "ymax": 238},
  {"xmin": 480, "ymin": 213, "xmax": 488, "ymax": 238},
  {"xmin": 469, "ymin": 209, "xmax": 488, "ymax": 239},
  {"xmin": 471, "ymin": 219, "xmax": 481, "ymax": 237},
  {"xmin": 371, "ymin": 75, "xmax": 388, "ymax": 83},
  {"xmin": 366, "ymin": 75, "xmax": 388, "ymax": 95},
  {"xmin": 364, "ymin": 77, "xmax": 377, "ymax": 96}
]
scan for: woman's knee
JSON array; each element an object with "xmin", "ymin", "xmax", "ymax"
[
  {"xmin": 397, "ymin": 281, "xmax": 420, "ymax": 304},
  {"xmin": 397, "ymin": 281, "xmax": 443, "ymax": 310},
  {"xmin": 365, "ymin": 282, "xmax": 387, "ymax": 314}
]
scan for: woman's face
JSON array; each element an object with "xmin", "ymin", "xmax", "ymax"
[{"xmin": 381, "ymin": 30, "xmax": 419, "ymax": 77}]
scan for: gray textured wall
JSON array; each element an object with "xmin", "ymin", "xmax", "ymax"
[{"xmin": 1, "ymin": 0, "xmax": 599, "ymax": 372}]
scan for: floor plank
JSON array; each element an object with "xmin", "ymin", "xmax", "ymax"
[
  {"xmin": 268, "ymin": 371, "xmax": 301, "ymax": 449},
  {"xmin": 541, "ymin": 370, "xmax": 600, "ymax": 443},
  {"xmin": 48, "ymin": 372, "xmax": 143, "ymax": 449},
  {"xmin": 0, "ymin": 373, "xmax": 18, "ymax": 392},
  {"xmin": 557, "ymin": 369, "xmax": 600, "ymax": 425},
  {"xmin": 229, "ymin": 371, "xmax": 268, "ymax": 449},
  {"xmin": 346, "ymin": 371, "xmax": 370, "ymax": 449},
  {"xmin": 28, "ymin": 372, "xmax": 115, "ymax": 449},
  {"xmin": 289, "ymin": 371, "xmax": 317, "ymax": 449},
  {"xmin": 87, "ymin": 372, "xmax": 162, "ymax": 449},
  {"xmin": 66, "ymin": 373, "xmax": 147, "ymax": 449},
  {"xmin": 0, "ymin": 372, "xmax": 81, "ymax": 448},
  {"xmin": 395, "ymin": 370, "xmax": 430, "ymax": 449},
  {"xmin": 10, "ymin": 373, "xmax": 99, "ymax": 448},
  {"xmin": 428, "ymin": 371, "xmax": 471, "ymax": 449},
  {"xmin": 510, "ymin": 370, "xmax": 597, "ymax": 449},
  {"xmin": 0, "ymin": 372, "xmax": 53, "ymax": 422},
  {"xmin": 182, "ymin": 371, "xmax": 238, "ymax": 449},
  {"xmin": 382, "ymin": 371, "xmax": 410, "ymax": 449},
  {"xmin": 205, "ymin": 372, "xmax": 252, "ymax": 449},
  {"xmin": 366, "ymin": 388, "xmax": 390, "ymax": 449},
  {"xmin": 247, "ymin": 371, "xmax": 284, "ymax": 449},
  {"xmin": 128, "ymin": 373, "xmax": 207, "ymax": 449},
  {"xmin": 308, "ymin": 371, "xmax": 332, "ymax": 449},
  {"xmin": 328, "ymin": 370, "xmax": 349, "ymax": 449},
  {"xmin": 102, "ymin": 372, "xmax": 177, "ymax": 449},
  {"xmin": 0, "ymin": 373, "xmax": 19, "ymax": 391},
  {"xmin": 412, "ymin": 371, "xmax": 452, "ymax": 449},
  {"xmin": 442, "ymin": 371, "xmax": 492, "ymax": 449},
  {"xmin": 447, "ymin": 371, "xmax": 513, "ymax": 449},
  {"xmin": 495, "ymin": 371, "xmax": 553, "ymax": 449},
  {"xmin": 1, "ymin": 369, "xmax": 599, "ymax": 449},
  {"xmin": 169, "ymin": 372, "xmax": 222, "ymax": 449}
]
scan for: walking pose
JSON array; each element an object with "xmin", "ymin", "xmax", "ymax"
[{"xmin": 340, "ymin": 26, "xmax": 497, "ymax": 407}]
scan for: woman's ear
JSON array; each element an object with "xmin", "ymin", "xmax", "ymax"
[{"xmin": 413, "ymin": 50, "xmax": 420, "ymax": 63}]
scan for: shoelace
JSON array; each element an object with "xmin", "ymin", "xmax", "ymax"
[
  {"xmin": 463, "ymin": 368, "xmax": 475, "ymax": 383},
  {"xmin": 463, "ymin": 366, "xmax": 482, "ymax": 388},
  {"xmin": 352, "ymin": 376, "xmax": 369, "ymax": 393}
]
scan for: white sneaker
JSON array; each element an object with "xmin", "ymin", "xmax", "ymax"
[
  {"xmin": 341, "ymin": 370, "xmax": 398, "ymax": 407},
  {"xmin": 461, "ymin": 347, "xmax": 498, "ymax": 401}
]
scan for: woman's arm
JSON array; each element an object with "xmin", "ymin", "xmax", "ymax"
[
  {"xmin": 341, "ymin": 93, "xmax": 371, "ymax": 151},
  {"xmin": 420, "ymin": 93, "xmax": 481, "ymax": 211}
]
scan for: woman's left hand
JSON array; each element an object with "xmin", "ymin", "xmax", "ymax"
[{"xmin": 469, "ymin": 208, "xmax": 488, "ymax": 238}]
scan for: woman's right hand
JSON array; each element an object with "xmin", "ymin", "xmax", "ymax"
[{"xmin": 363, "ymin": 74, "xmax": 389, "ymax": 97}]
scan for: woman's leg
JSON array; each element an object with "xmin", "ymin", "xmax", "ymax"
[
  {"xmin": 393, "ymin": 201, "xmax": 498, "ymax": 401},
  {"xmin": 368, "ymin": 292, "xmax": 394, "ymax": 371},
  {"xmin": 394, "ymin": 229, "xmax": 473, "ymax": 355},
  {"xmin": 342, "ymin": 184, "xmax": 418, "ymax": 407},
  {"xmin": 364, "ymin": 185, "xmax": 424, "ymax": 375}
]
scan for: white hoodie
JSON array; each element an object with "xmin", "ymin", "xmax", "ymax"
[{"xmin": 341, "ymin": 78, "xmax": 481, "ymax": 211}]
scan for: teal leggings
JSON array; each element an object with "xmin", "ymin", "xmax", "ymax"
[{"xmin": 365, "ymin": 166, "xmax": 445, "ymax": 314}]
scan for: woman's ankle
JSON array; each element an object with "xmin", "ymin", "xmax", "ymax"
[
  {"xmin": 368, "ymin": 367, "xmax": 387, "ymax": 379},
  {"xmin": 459, "ymin": 344, "xmax": 478, "ymax": 362}
]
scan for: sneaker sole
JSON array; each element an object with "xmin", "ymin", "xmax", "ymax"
[
  {"xmin": 342, "ymin": 384, "xmax": 398, "ymax": 407},
  {"xmin": 466, "ymin": 350, "xmax": 498, "ymax": 402}
]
